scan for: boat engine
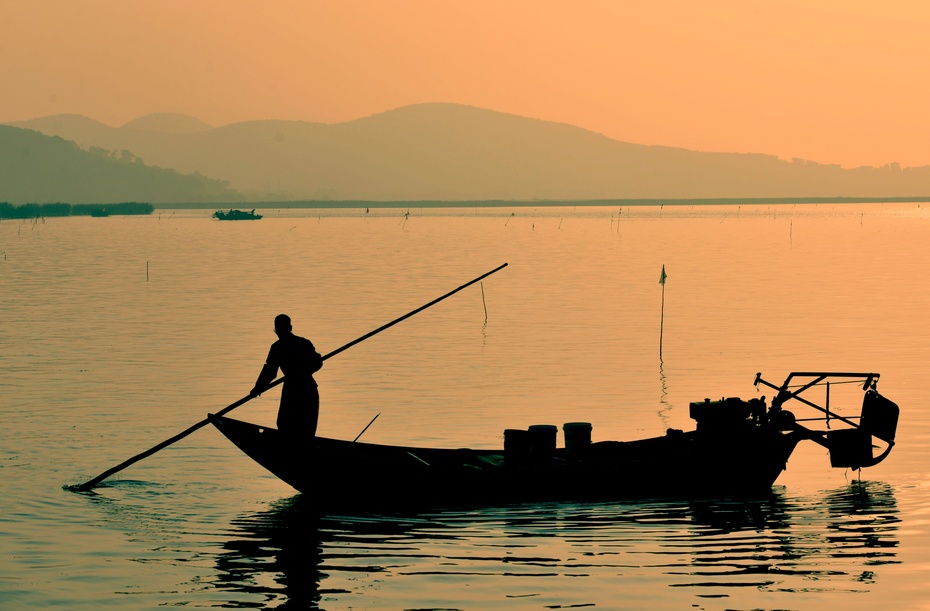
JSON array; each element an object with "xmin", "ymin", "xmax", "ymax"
[{"xmin": 689, "ymin": 397, "xmax": 769, "ymax": 431}]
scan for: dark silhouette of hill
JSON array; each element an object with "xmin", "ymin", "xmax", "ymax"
[
  {"xmin": 0, "ymin": 125, "xmax": 242, "ymax": 204},
  {"xmin": 10, "ymin": 104, "xmax": 930, "ymax": 201}
]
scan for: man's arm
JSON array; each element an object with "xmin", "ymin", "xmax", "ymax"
[{"xmin": 251, "ymin": 347, "xmax": 279, "ymax": 396}]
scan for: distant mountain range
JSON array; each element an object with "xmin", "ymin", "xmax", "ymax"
[{"xmin": 5, "ymin": 103, "xmax": 930, "ymax": 203}]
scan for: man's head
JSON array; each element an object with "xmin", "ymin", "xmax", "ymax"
[{"xmin": 274, "ymin": 314, "xmax": 292, "ymax": 336}]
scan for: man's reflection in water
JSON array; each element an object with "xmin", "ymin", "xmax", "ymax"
[{"xmin": 215, "ymin": 496, "xmax": 325, "ymax": 609}]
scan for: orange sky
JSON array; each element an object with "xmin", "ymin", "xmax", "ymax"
[{"xmin": 2, "ymin": 1, "xmax": 929, "ymax": 168}]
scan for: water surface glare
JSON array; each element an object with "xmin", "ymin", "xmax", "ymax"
[{"xmin": 2, "ymin": 203, "xmax": 929, "ymax": 609}]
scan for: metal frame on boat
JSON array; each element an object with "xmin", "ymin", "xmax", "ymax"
[
  {"xmin": 753, "ymin": 371, "xmax": 897, "ymax": 469},
  {"xmin": 210, "ymin": 371, "xmax": 898, "ymax": 510}
]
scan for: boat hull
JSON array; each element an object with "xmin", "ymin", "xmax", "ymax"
[{"xmin": 209, "ymin": 415, "xmax": 801, "ymax": 510}]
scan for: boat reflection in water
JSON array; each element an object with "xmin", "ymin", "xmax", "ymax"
[
  {"xmin": 673, "ymin": 481, "xmax": 899, "ymax": 592},
  {"xmin": 212, "ymin": 481, "xmax": 899, "ymax": 608}
]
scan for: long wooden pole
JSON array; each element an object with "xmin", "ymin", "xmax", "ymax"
[{"xmin": 69, "ymin": 263, "xmax": 508, "ymax": 492}]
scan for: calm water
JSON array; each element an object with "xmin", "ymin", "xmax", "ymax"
[{"xmin": 2, "ymin": 203, "xmax": 930, "ymax": 609}]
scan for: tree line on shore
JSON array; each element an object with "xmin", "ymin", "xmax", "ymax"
[{"xmin": 0, "ymin": 201, "xmax": 154, "ymax": 219}]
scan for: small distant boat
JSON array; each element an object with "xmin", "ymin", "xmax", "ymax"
[
  {"xmin": 210, "ymin": 371, "xmax": 899, "ymax": 511},
  {"xmin": 213, "ymin": 208, "xmax": 262, "ymax": 221}
]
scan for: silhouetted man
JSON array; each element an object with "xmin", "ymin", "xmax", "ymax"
[{"xmin": 251, "ymin": 314, "xmax": 323, "ymax": 437}]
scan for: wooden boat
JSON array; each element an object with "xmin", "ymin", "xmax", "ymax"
[
  {"xmin": 213, "ymin": 208, "xmax": 262, "ymax": 220},
  {"xmin": 210, "ymin": 372, "xmax": 899, "ymax": 510}
]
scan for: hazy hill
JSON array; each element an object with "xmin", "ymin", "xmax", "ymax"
[
  {"xmin": 10, "ymin": 104, "xmax": 930, "ymax": 201},
  {"xmin": 0, "ymin": 125, "xmax": 242, "ymax": 204},
  {"xmin": 121, "ymin": 113, "xmax": 213, "ymax": 134}
]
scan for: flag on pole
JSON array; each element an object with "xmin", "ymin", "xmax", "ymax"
[{"xmin": 659, "ymin": 265, "xmax": 667, "ymax": 285}]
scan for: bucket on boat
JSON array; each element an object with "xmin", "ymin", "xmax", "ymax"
[
  {"xmin": 563, "ymin": 422, "xmax": 592, "ymax": 455},
  {"xmin": 504, "ymin": 428, "xmax": 531, "ymax": 466},
  {"xmin": 528, "ymin": 424, "xmax": 558, "ymax": 460}
]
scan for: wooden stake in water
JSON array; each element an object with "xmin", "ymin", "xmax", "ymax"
[
  {"xmin": 481, "ymin": 282, "xmax": 488, "ymax": 322},
  {"xmin": 659, "ymin": 264, "xmax": 668, "ymax": 358}
]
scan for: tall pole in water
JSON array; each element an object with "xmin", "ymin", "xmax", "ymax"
[{"xmin": 659, "ymin": 265, "xmax": 667, "ymax": 358}]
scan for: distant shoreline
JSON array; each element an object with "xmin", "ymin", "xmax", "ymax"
[
  {"xmin": 0, "ymin": 202, "xmax": 154, "ymax": 219},
  {"xmin": 4, "ymin": 197, "xmax": 927, "ymax": 217},
  {"xmin": 156, "ymin": 196, "xmax": 930, "ymax": 210}
]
